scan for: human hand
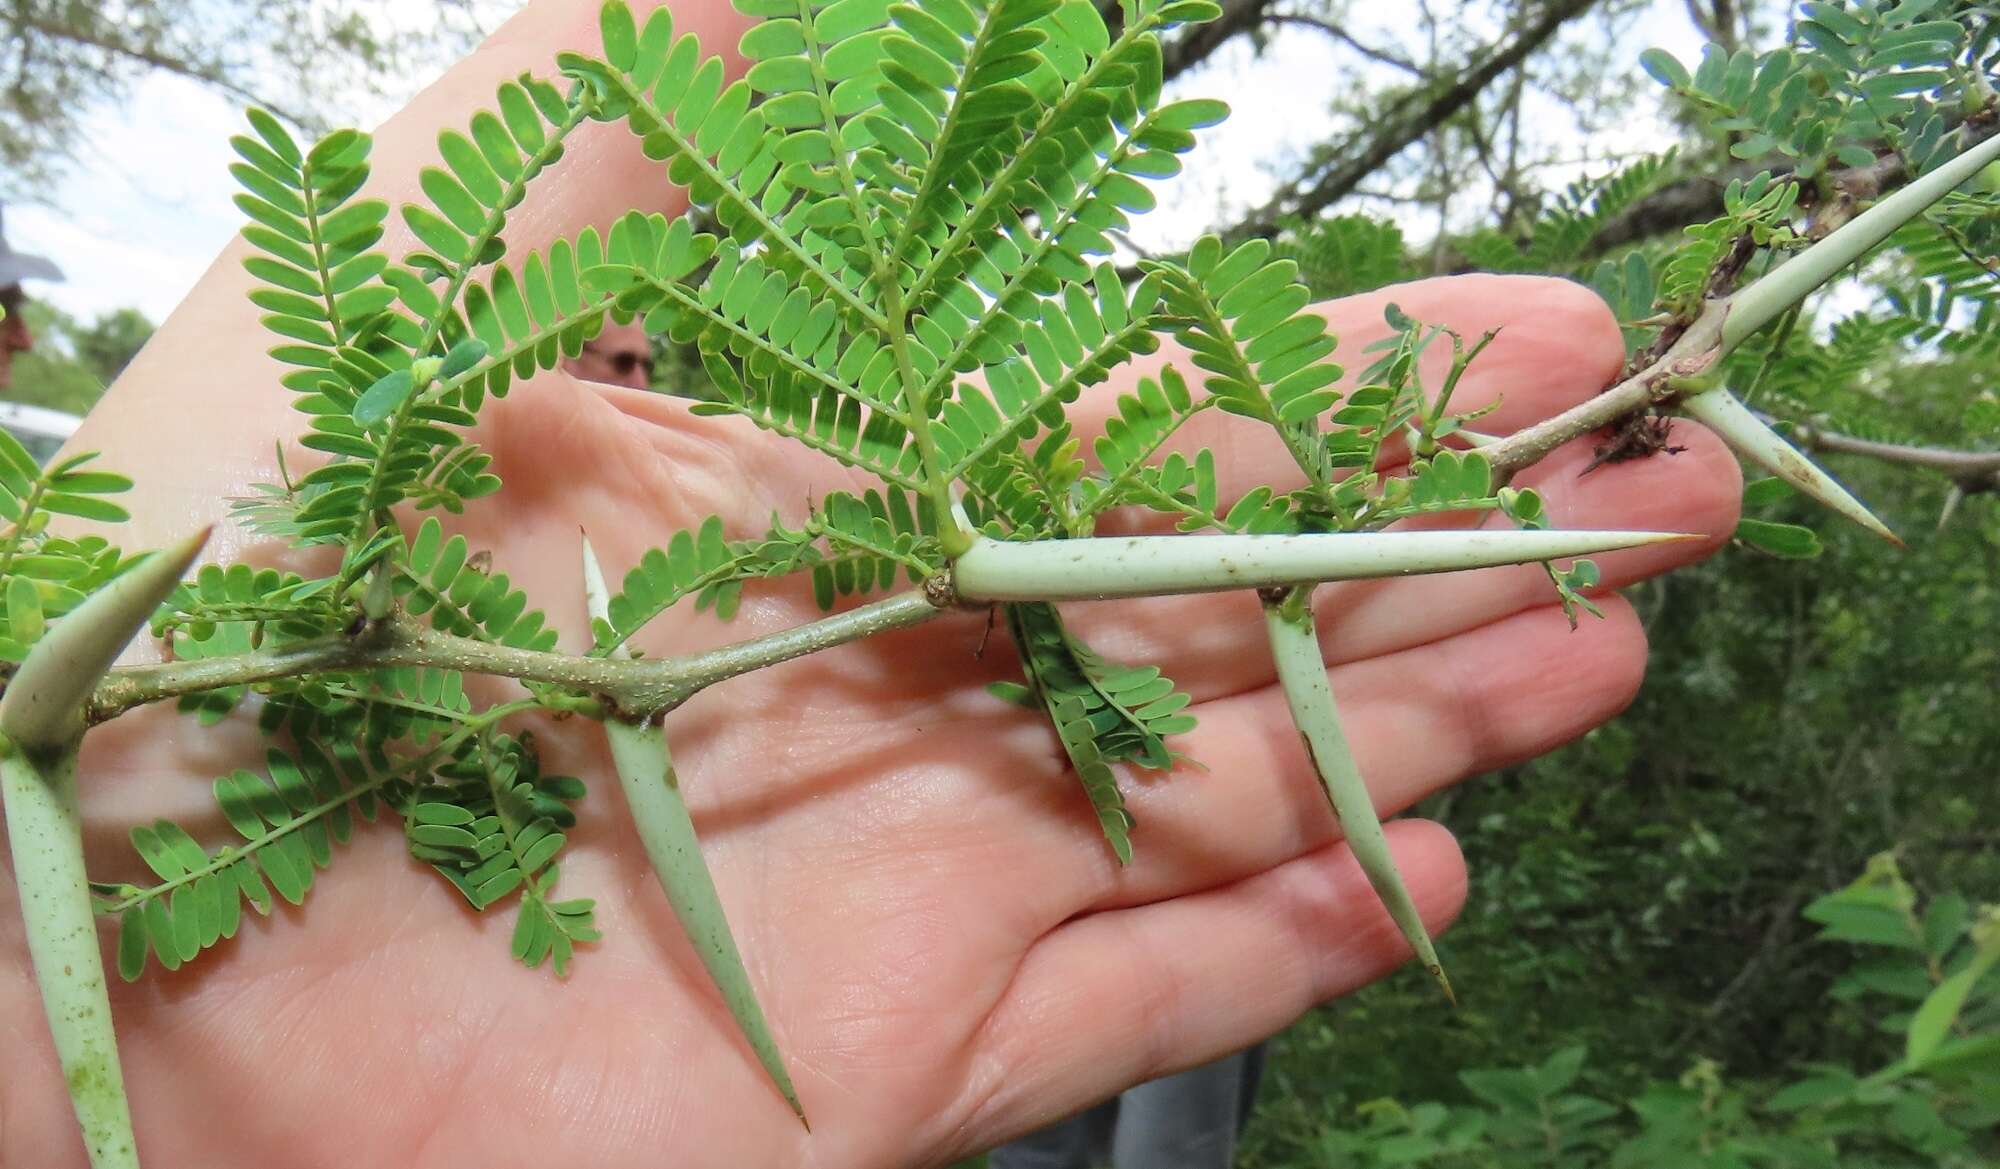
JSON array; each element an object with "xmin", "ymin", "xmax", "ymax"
[{"xmin": 0, "ymin": 2, "xmax": 1741, "ymax": 1165}]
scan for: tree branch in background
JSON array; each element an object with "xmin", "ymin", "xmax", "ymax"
[
  {"xmin": 1784, "ymin": 421, "xmax": 2000, "ymax": 493},
  {"xmin": 1233, "ymin": 0, "xmax": 1602, "ymax": 240},
  {"xmin": 1681, "ymin": 0, "xmax": 1741, "ymax": 55},
  {"xmin": 0, "ymin": 0, "xmax": 481, "ymax": 200},
  {"xmin": 1266, "ymin": 13, "xmax": 1426, "ymax": 76},
  {"xmin": 1160, "ymin": 0, "xmax": 1280, "ymax": 82},
  {"xmin": 8, "ymin": 13, "xmax": 318, "ymax": 128},
  {"xmin": 1586, "ymin": 113, "xmax": 2000, "ymax": 255}
]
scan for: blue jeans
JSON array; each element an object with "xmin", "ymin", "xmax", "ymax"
[{"xmin": 987, "ymin": 1046, "xmax": 1265, "ymax": 1169}]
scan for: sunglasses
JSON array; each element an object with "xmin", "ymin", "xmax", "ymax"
[{"xmin": 582, "ymin": 343, "xmax": 655, "ymax": 382}]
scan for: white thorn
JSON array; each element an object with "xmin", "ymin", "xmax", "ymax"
[{"xmin": 1678, "ymin": 388, "xmax": 1900, "ymax": 546}]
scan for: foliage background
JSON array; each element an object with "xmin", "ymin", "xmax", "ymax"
[{"xmin": 6, "ymin": 303, "xmax": 153, "ymax": 416}]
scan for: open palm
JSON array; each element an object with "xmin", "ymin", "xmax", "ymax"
[{"xmin": 0, "ymin": 3, "xmax": 1741, "ymax": 1165}]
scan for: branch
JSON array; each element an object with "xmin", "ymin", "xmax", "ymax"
[
  {"xmin": 1160, "ymin": 0, "xmax": 1277, "ymax": 82},
  {"xmin": 1481, "ymin": 296, "xmax": 1728, "ymax": 478},
  {"xmin": 1265, "ymin": 14, "xmax": 1424, "ymax": 76},
  {"xmin": 1234, "ymin": 0, "xmax": 1601, "ymax": 239},
  {"xmin": 1485, "ymin": 127, "xmax": 2000, "ymax": 480},
  {"xmin": 89, "ymin": 589, "xmax": 952, "ymax": 724},
  {"xmin": 951, "ymin": 529, "xmax": 1690, "ymax": 601},
  {"xmin": 86, "ymin": 520, "xmax": 1687, "ymax": 722},
  {"xmin": 1585, "ymin": 113, "xmax": 2000, "ymax": 256},
  {"xmin": 1785, "ymin": 422, "xmax": 2000, "ymax": 491},
  {"xmin": 7, "ymin": 12, "xmax": 319, "ymax": 129}
]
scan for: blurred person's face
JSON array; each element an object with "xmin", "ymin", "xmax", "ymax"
[
  {"xmin": 0, "ymin": 285, "xmax": 31, "ymax": 391},
  {"xmin": 568, "ymin": 319, "xmax": 653, "ymax": 390}
]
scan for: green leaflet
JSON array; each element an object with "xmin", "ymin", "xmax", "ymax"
[
  {"xmin": 1073, "ymin": 366, "xmax": 1216, "ymax": 528},
  {"xmin": 1156, "ymin": 238, "xmax": 1344, "ymax": 437},
  {"xmin": 792, "ymin": 487, "xmax": 943, "ymax": 608},
  {"xmin": 1279, "ymin": 214, "xmax": 1415, "ymax": 301},
  {"xmin": 0, "ymin": 535, "xmax": 132, "ymax": 666},
  {"xmin": 589, "ymin": 213, "xmax": 892, "ymax": 414},
  {"xmin": 960, "ymin": 423, "xmax": 1088, "ymax": 538},
  {"xmin": 913, "ymin": 96, "xmax": 1218, "ymax": 390},
  {"xmin": 590, "ymin": 489, "xmax": 941, "ymax": 644},
  {"xmin": 934, "ymin": 264, "xmax": 1166, "ymax": 480},
  {"xmin": 0, "ymin": 442, "xmax": 135, "ymax": 662},
  {"xmin": 399, "ymin": 76, "xmax": 585, "ymax": 287},
  {"xmin": 739, "ymin": 0, "xmax": 898, "ymax": 275},
  {"xmin": 692, "ymin": 362, "xmax": 926, "ymax": 489},
  {"xmin": 398, "ymin": 516, "xmax": 559, "ymax": 651},
  {"xmin": 400, "ymin": 734, "xmax": 598, "ymax": 976},
  {"xmin": 901, "ymin": 0, "xmax": 1180, "ymax": 307},
  {"xmin": 560, "ymin": 4, "xmax": 887, "ymax": 330},
  {"xmin": 1004, "ymin": 600, "xmax": 1196, "ymax": 863},
  {"xmin": 1459, "ymin": 151, "xmax": 1677, "ymax": 276},
  {"xmin": 232, "ymin": 111, "xmax": 391, "ymax": 362},
  {"xmin": 150, "ymin": 562, "xmax": 338, "ymax": 723},
  {"xmin": 875, "ymin": 0, "xmax": 1065, "ymax": 267},
  {"xmin": 1647, "ymin": 5, "xmax": 1966, "ymax": 183},
  {"xmin": 111, "ymin": 744, "xmax": 368, "ymax": 978},
  {"xmin": 236, "ymin": 83, "xmax": 592, "ymax": 550},
  {"xmin": 591, "ymin": 515, "xmax": 754, "ymax": 653}
]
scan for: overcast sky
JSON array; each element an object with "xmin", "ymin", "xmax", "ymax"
[{"xmin": 10, "ymin": 3, "xmax": 1705, "ymax": 326}]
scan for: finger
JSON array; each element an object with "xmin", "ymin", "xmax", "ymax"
[
  {"xmin": 1302, "ymin": 416, "xmax": 1740, "ymax": 660},
  {"xmin": 1073, "ymin": 274, "xmax": 1628, "ymax": 509},
  {"xmin": 883, "ymin": 595, "xmax": 1643, "ymax": 956},
  {"xmin": 1085, "ymin": 595, "xmax": 1649, "ymax": 911},
  {"xmin": 1063, "ymin": 416, "xmax": 1741, "ymax": 703},
  {"xmin": 951, "ymin": 820, "xmax": 1465, "ymax": 1156}
]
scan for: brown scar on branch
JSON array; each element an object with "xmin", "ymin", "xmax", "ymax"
[
  {"xmin": 1579, "ymin": 411, "xmax": 1689, "ymax": 475},
  {"xmin": 1578, "ymin": 346, "xmax": 1717, "ymax": 476}
]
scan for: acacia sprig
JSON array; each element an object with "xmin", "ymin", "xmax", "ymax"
[{"xmin": 5, "ymin": 0, "xmax": 1995, "ymax": 1162}]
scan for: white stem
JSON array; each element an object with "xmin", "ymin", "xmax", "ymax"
[
  {"xmin": 952, "ymin": 530, "xmax": 1693, "ymax": 602},
  {"xmin": 2, "ymin": 743, "xmax": 139, "ymax": 1168},
  {"xmin": 1726, "ymin": 133, "xmax": 2000, "ymax": 349}
]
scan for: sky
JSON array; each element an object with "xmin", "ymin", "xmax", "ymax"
[{"xmin": 8, "ymin": 2, "xmax": 1708, "ymax": 326}]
